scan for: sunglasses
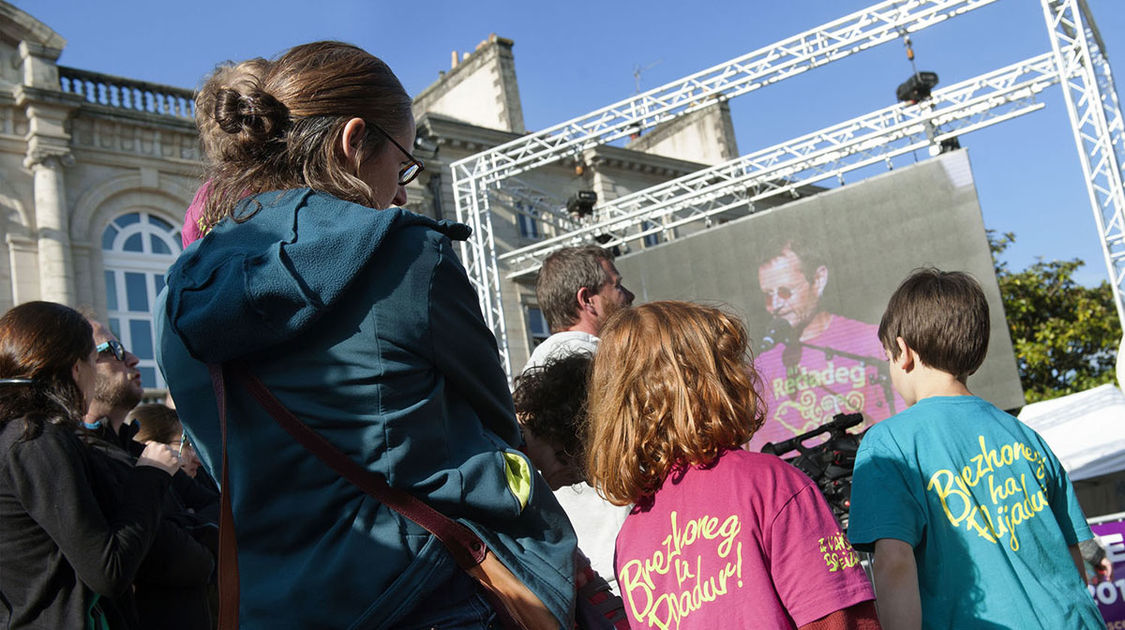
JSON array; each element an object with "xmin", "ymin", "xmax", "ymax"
[
  {"xmin": 95, "ymin": 339, "xmax": 128, "ymax": 362},
  {"xmin": 368, "ymin": 121, "xmax": 424, "ymax": 186}
]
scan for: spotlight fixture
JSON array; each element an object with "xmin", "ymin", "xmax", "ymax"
[
  {"xmin": 566, "ymin": 190, "xmax": 597, "ymax": 218},
  {"xmin": 592, "ymin": 233, "xmax": 620, "ymax": 256},
  {"xmin": 896, "ymin": 71, "xmax": 939, "ymax": 104},
  {"xmin": 939, "ymin": 136, "xmax": 961, "ymax": 153}
]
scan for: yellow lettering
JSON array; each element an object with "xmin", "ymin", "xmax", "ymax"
[
  {"xmin": 717, "ymin": 515, "xmax": 740, "ymax": 557},
  {"xmin": 772, "ymin": 378, "xmax": 789, "ymax": 399},
  {"xmin": 964, "ymin": 503, "xmax": 998, "ymax": 543},
  {"xmin": 961, "ymin": 465, "xmax": 977, "ymax": 487},
  {"xmin": 1000, "ymin": 444, "xmax": 1014, "ymax": 466},
  {"xmin": 620, "ymin": 559, "xmax": 654, "ymax": 622},
  {"xmin": 928, "ymin": 469, "xmax": 973, "ymax": 526},
  {"xmin": 675, "ymin": 559, "xmax": 693, "ymax": 587},
  {"xmin": 980, "ymin": 436, "xmax": 1003, "ymax": 470},
  {"xmin": 682, "ymin": 519, "xmax": 698, "ymax": 547},
  {"xmin": 849, "ymin": 365, "xmax": 865, "ymax": 389},
  {"xmin": 700, "ymin": 516, "xmax": 719, "ymax": 541},
  {"xmin": 1011, "ymin": 501, "xmax": 1028, "ymax": 525},
  {"xmin": 1004, "ymin": 507, "xmax": 1020, "ymax": 551}
]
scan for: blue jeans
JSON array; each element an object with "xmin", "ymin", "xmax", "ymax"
[{"xmin": 396, "ymin": 570, "xmax": 499, "ymax": 629}]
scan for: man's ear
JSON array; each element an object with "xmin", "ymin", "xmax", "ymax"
[
  {"xmin": 812, "ymin": 265, "xmax": 828, "ymax": 298},
  {"xmin": 896, "ymin": 336, "xmax": 916, "ymax": 372},
  {"xmin": 340, "ymin": 117, "xmax": 367, "ymax": 166},
  {"xmin": 575, "ymin": 286, "xmax": 595, "ymax": 313}
]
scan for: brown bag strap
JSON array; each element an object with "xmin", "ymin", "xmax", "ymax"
[
  {"xmin": 220, "ymin": 362, "xmax": 489, "ymax": 570},
  {"xmin": 206, "ymin": 363, "xmax": 239, "ymax": 630}
]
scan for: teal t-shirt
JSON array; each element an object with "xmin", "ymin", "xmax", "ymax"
[{"xmin": 848, "ymin": 395, "xmax": 1102, "ymax": 629}]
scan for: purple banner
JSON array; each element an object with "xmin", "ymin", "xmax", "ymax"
[{"xmin": 1090, "ymin": 520, "xmax": 1125, "ymax": 627}]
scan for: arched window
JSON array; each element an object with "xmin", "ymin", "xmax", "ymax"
[{"xmin": 102, "ymin": 211, "xmax": 182, "ymax": 390}]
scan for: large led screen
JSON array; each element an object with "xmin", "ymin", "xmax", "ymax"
[{"xmin": 614, "ymin": 150, "xmax": 1024, "ymax": 452}]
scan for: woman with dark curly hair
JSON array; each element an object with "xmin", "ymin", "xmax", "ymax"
[
  {"xmin": 157, "ymin": 41, "xmax": 576, "ymax": 629},
  {"xmin": 0, "ymin": 301, "xmax": 180, "ymax": 630}
]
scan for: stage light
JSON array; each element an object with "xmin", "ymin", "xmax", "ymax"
[
  {"xmin": 566, "ymin": 190, "xmax": 597, "ymax": 218},
  {"xmin": 896, "ymin": 71, "xmax": 939, "ymax": 103},
  {"xmin": 592, "ymin": 232, "xmax": 621, "ymax": 256}
]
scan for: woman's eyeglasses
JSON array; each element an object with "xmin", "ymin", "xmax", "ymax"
[
  {"xmin": 177, "ymin": 433, "xmax": 194, "ymax": 458},
  {"xmin": 368, "ymin": 121, "xmax": 424, "ymax": 186},
  {"xmin": 95, "ymin": 339, "xmax": 128, "ymax": 362}
]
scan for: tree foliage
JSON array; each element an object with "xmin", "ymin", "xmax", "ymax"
[{"xmin": 989, "ymin": 230, "xmax": 1121, "ymax": 403}]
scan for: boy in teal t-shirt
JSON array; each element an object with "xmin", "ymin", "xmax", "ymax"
[{"xmin": 847, "ymin": 268, "xmax": 1102, "ymax": 629}]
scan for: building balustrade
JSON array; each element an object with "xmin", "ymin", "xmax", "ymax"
[{"xmin": 58, "ymin": 66, "xmax": 195, "ymax": 119}]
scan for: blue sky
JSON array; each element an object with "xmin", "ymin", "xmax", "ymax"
[{"xmin": 14, "ymin": 0, "xmax": 1125, "ymax": 286}]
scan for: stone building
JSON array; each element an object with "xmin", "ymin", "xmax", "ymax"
[{"xmin": 0, "ymin": 5, "xmax": 743, "ymax": 391}]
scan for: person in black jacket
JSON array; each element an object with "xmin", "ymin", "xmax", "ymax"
[
  {"xmin": 83, "ymin": 437, "xmax": 216, "ymax": 630},
  {"xmin": 0, "ymin": 301, "xmax": 181, "ymax": 630},
  {"xmin": 78, "ymin": 328, "xmax": 217, "ymax": 630}
]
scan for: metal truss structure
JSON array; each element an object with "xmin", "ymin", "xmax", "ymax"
[
  {"xmin": 1043, "ymin": 0, "xmax": 1125, "ymax": 323},
  {"xmin": 452, "ymin": 0, "xmax": 1125, "ymax": 377},
  {"xmin": 502, "ymin": 53, "xmax": 1060, "ymax": 278}
]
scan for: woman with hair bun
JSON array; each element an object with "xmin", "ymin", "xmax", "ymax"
[
  {"xmin": 0, "ymin": 301, "xmax": 181, "ymax": 630},
  {"xmin": 158, "ymin": 42, "xmax": 576, "ymax": 628},
  {"xmin": 180, "ymin": 56, "xmax": 271, "ymax": 248}
]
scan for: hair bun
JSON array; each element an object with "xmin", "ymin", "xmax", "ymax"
[{"xmin": 213, "ymin": 87, "xmax": 289, "ymax": 141}]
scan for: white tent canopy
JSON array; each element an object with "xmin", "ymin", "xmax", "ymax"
[{"xmin": 1018, "ymin": 384, "xmax": 1125, "ymax": 482}]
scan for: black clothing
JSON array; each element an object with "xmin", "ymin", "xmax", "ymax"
[
  {"xmin": 84, "ymin": 436, "xmax": 215, "ymax": 630},
  {"xmin": 84, "ymin": 418, "xmax": 144, "ymax": 458},
  {"xmin": 0, "ymin": 419, "xmax": 170, "ymax": 630},
  {"xmin": 170, "ymin": 470, "xmax": 219, "ymax": 528}
]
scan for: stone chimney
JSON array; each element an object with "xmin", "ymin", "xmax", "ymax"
[
  {"xmin": 626, "ymin": 99, "xmax": 739, "ymax": 166},
  {"xmin": 413, "ymin": 34, "xmax": 525, "ymax": 134}
]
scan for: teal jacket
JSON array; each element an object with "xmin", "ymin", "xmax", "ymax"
[{"xmin": 156, "ymin": 189, "xmax": 576, "ymax": 629}]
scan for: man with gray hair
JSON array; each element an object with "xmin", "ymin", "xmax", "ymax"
[
  {"xmin": 523, "ymin": 245, "xmax": 634, "ymax": 373},
  {"xmin": 520, "ymin": 245, "xmax": 634, "ymax": 596}
]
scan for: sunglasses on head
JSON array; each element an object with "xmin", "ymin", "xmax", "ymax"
[{"xmin": 96, "ymin": 339, "xmax": 127, "ymax": 362}]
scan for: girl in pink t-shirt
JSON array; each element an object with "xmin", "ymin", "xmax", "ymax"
[{"xmin": 584, "ymin": 301, "xmax": 880, "ymax": 630}]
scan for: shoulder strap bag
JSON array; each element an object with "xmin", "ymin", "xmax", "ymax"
[{"xmin": 207, "ymin": 362, "xmax": 560, "ymax": 630}]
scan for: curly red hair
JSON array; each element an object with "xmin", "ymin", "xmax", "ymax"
[{"xmin": 585, "ymin": 301, "xmax": 766, "ymax": 505}]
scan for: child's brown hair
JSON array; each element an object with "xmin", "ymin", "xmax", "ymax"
[
  {"xmin": 878, "ymin": 268, "xmax": 990, "ymax": 381},
  {"xmin": 585, "ymin": 301, "xmax": 765, "ymax": 505},
  {"xmin": 128, "ymin": 403, "xmax": 182, "ymax": 444}
]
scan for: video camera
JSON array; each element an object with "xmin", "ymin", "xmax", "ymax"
[{"xmin": 761, "ymin": 412, "xmax": 865, "ymax": 527}]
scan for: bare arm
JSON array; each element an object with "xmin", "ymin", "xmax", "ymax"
[
  {"xmin": 873, "ymin": 539, "xmax": 920, "ymax": 630},
  {"xmin": 1070, "ymin": 544, "xmax": 1088, "ymax": 584}
]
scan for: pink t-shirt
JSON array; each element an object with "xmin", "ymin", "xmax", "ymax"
[
  {"xmin": 615, "ymin": 449, "xmax": 873, "ymax": 629},
  {"xmin": 748, "ymin": 314, "xmax": 906, "ymax": 452},
  {"xmin": 181, "ymin": 182, "xmax": 210, "ymax": 248}
]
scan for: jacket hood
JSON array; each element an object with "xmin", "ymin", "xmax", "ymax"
[{"xmin": 163, "ymin": 189, "xmax": 470, "ymax": 364}]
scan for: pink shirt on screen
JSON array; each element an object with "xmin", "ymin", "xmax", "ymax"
[
  {"xmin": 749, "ymin": 314, "xmax": 905, "ymax": 452},
  {"xmin": 614, "ymin": 449, "xmax": 873, "ymax": 629}
]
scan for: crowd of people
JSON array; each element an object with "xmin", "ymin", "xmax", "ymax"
[{"xmin": 0, "ymin": 38, "xmax": 1107, "ymax": 630}]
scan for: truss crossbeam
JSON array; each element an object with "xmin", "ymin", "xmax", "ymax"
[
  {"xmin": 454, "ymin": 0, "xmax": 1125, "ymax": 378},
  {"xmin": 450, "ymin": 0, "xmax": 999, "ymax": 187},
  {"xmin": 501, "ymin": 54, "xmax": 1060, "ymax": 277}
]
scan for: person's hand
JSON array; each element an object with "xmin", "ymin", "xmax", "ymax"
[
  {"xmin": 1094, "ymin": 557, "xmax": 1114, "ymax": 584},
  {"xmin": 136, "ymin": 442, "xmax": 181, "ymax": 476}
]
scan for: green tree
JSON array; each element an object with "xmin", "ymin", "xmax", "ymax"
[{"xmin": 989, "ymin": 231, "xmax": 1121, "ymax": 403}]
